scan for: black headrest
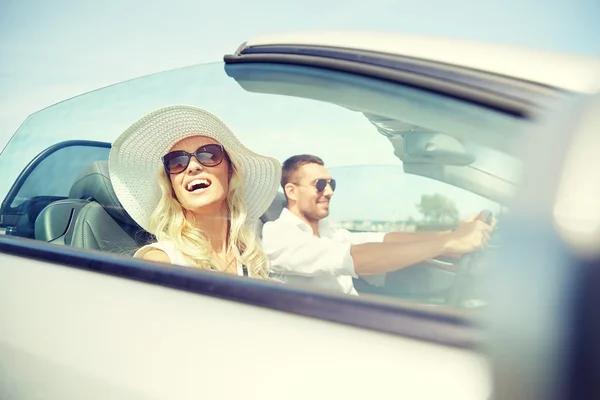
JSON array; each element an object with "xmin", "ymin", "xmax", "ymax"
[
  {"xmin": 260, "ymin": 191, "xmax": 287, "ymax": 223},
  {"xmin": 69, "ymin": 161, "xmax": 137, "ymax": 226}
]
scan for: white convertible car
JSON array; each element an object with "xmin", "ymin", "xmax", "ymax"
[{"xmin": 1, "ymin": 32, "xmax": 599, "ymax": 399}]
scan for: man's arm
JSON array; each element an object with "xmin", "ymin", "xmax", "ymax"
[
  {"xmin": 382, "ymin": 213, "xmax": 497, "ymax": 244},
  {"xmin": 383, "ymin": 230, "xmax": 451, "ymax": 244},
  {"xmin": 351, "ymin": 219, "xmax": 491, "ymax": 275},
  {"xmin": 351, "ymin": 239, "xmax": 446, "ymax": 275},
  {"xmin": 263, "ymin": 218, "xmax": 491, "ymax": 277}
]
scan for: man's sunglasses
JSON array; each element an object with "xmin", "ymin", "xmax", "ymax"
[
  {"xmin": 162, "ymin": 144, "xmax": 225, "ymax": 175},
  {"xmin": 295, "ymin": 178, "xmax": 336, "ymax": 192},
  {"xmin": 314, "ymin": 178, "xmax": 336, "ymax": 192}
]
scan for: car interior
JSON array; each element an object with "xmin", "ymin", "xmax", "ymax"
[
  {"xmin": 36, "ymin": 160, "xmax": 155, "ymax": 254},
  {"xmin": 0, "ymin": 141, "xmax": 287, "ymax": 256},
  {"xmin": 0, "ymin": 137, "xmax": 502, "ymax": 305},
  {"xmin": 0, "ymin": 62, "xmax": 521, "ymax": 306}
]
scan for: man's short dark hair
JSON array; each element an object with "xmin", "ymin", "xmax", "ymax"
[{"xmin": 281, "ymin": 154, "xmax": 324, "ymax": 190}]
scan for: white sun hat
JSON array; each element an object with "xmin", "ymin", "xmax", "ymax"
[{"xmin": 108, "ymin": 105, "xmax": 282, "ymax": 232}]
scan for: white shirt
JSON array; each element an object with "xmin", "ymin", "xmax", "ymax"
[
  {"xmin": 262, "ymin": 208, "xmax": 386, "ymax": 295},
  {"xmin": 135, "ymin": 241, "xmax": 248, "ymax": 277}
]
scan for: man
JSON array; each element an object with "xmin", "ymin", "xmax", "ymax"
[{"xmin": 261, "ymin": 155, "xmax": 493, "ymax": 295}]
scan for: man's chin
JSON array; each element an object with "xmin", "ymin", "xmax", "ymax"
[{"xmin": 317, "ymin": 209, "xmax": 330, "ymax": 219}]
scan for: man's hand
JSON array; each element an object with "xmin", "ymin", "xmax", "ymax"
[
  {"xmin": 461, "ymin": 212, "xmax": 498, "ymax": 230},
  {"xmin": 443, "ymin": 219, "xmax": 493, "ymax": 255}
]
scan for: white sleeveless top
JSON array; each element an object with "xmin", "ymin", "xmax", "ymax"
[{"xmin": 135, "ymin": 241, "xmax": 248, "ymax": 277}]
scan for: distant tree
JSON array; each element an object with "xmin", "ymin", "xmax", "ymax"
[{"xmin": 416, "ymin": 193, "xmax": 459, "ymax": 224}]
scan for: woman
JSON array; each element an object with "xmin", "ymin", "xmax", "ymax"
[{"xmin": 108, "ymin": 105, "xmax": 281, "ymax": 278}]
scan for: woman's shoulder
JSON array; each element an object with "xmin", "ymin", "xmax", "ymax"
[
  {"xmin": 134, "ymin": 240, "xmax": 185, "ymax": 264},
  {"xmin": 139, "ymin": 248, "xmax": 171, "ymax": 263}
]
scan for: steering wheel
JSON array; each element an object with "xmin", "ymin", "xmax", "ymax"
[{"xmin": 445, "ymin": 210, "xmax": 494, "ymax": 308}]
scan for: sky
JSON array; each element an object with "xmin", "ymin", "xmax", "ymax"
[{"xmin": 1, "ymin": 0, "xmax": 599, "ymax": 151}]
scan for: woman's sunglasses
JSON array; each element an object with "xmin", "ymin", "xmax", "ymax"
[{"xmin": 162, "ymin": 144, "xmax": 225, "ymax": 175}]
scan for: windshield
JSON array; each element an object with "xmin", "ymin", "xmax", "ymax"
[
  {"xmin": 328, "ymin": 165, "xmax": 503, "ymax": 226},
  {"xmin": 0, "ymin": 62, "xmax": 524, "ymax": 202}
]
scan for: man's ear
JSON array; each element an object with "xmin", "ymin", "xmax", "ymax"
[{"xmin": 284, "ymin": 183, "xmax": 297, "ymax": 202}]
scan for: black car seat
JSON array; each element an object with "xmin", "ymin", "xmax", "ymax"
[
  {"xmin": 256, "ymin": 191, "xmax": 286, "ymax": 238},
  {"xmin": 68, "ymin": 161, "xmax": 153, "ymax": 254},
  {"xmin": 34, "ymin": 198, "xmax": 90, "ymax": 244},
  {"xmin": 36, "ymin": 160, "xmax": 283, "ymax": 252}
]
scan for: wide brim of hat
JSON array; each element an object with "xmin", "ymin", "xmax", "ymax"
[{"xmin": 108, "ymin": 105, "xmax": 281, "ymax": 233}]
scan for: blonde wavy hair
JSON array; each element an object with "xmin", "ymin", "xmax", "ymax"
[{"xmin": 148, "ymin": 151, "xmax": 271, "ymax": 279}]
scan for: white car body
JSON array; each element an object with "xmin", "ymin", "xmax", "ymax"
[{"xmin": 1, "ymin": 31, "xmax": 599, "ymax": 400}]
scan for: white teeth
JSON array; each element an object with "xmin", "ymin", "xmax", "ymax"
[{"xmin": 187, "ymin": 179, "xmax": 210, "ymax": 191}]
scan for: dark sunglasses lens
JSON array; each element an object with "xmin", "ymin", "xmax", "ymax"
[
  {"xmin": 315, "ymin": 179, "xmax": 336, "ymax": 192},
  {"xmin": 315, "ymin": 179, "xmax": 326, "ymax": 192},
  {"xmin": 195, "ymin": 144, "xmax": 224, "ymax": 166},
  {"xmin": 167, "ymin": 155, "xmax": 190, "ymax": 174}
]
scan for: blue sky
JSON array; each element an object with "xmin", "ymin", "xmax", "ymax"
[{"xmin": 1, "ymin": 0, "xmax": 599, "ymax": 151}]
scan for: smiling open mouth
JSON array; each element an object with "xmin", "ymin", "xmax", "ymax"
[{"xmin": 186, "ymin": 178, "xmax": 211, "ymax": 192}]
